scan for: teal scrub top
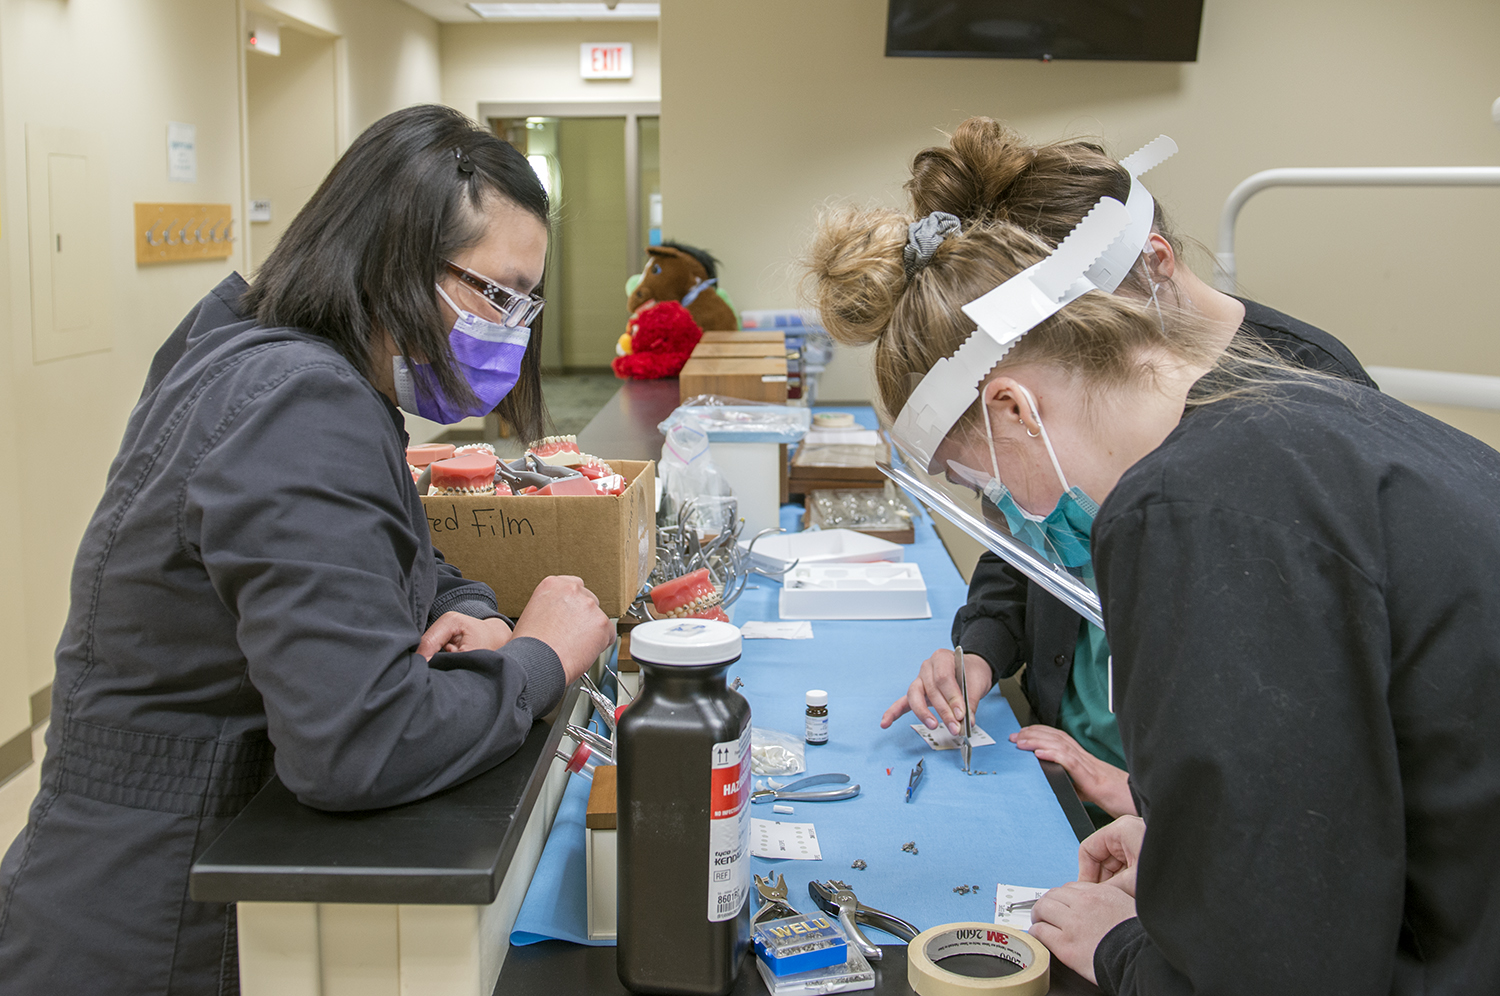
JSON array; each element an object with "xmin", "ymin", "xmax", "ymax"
[{"xmin": 1057, "ymin": 620, "xmax": 1126, "ymax": 771}]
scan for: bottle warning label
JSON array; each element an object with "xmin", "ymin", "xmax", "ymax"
[{"xmin": 707, "ymin": 724, "xmax": 752, "ymax": 922}]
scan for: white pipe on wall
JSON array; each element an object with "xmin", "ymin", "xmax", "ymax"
[
  {"xmin": 1215, "ymin": 166, "xmax": 1500, "ymax": 291},
  {"xmin": 1365, "ymin": 367, "xmax": 1500, "ymax": 412},
  {"xmin": 1216, "ymin": 166, "xmax": 1500, "ymax": 413}
]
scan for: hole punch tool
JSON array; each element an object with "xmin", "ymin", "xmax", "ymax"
[
  {"xmin": 752, "ymin": 873, "xmax": 802, "ymax": 928},
  {"xmin": 807, "ymin": 879, "xmax": 918, "ymax": 962},
  {"xmin": 956, "ymin": 644, "xmax": 973, "ymax": 773},
  {"xmin": 751, "ymin": 773, "xmax": 860, "ymax": 804},
  {"xmin": 905, "ymin": 758, "xmax": 924, "ymax": 803}
]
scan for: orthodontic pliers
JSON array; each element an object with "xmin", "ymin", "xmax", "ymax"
[
  {"xmin": 807, "ymin": 879, "xmax": 919, "ymax": 962},
  {"xmin": 752, "ymin": 872, "xmax": 802, "ymax": 928},
  {"xmin": 751, "ymin": 773, "xmax": 860, "ymax": 805}
]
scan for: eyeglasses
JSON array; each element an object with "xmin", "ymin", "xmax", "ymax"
[{"xmin": 442, "ymin": 260, "xmax": 545, "ymax": 328}]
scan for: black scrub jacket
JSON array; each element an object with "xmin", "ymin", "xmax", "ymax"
[
  {"xmin": 0, "ymin": 274, "xmax": 565, "ymax": 995},
  {"xmin": 1092, "ymin": 376, "xmax": 1500, "ymax": 994},
  {"xmin": 953, "ymin": 299, "xmax": 1377, "ymax": 727}
]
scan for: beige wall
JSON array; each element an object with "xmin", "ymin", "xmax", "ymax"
[
  {"xmin": 0, "ymin": 0, "xmax": 442, "ymax": 753},
  {"xmin": 0, "ymin": 2, "xmax": 28, "ymax": 755},
  {"xmin": 661, "ymin": 0, "xmax": 1500, "ymax": 443},
  {"xmin": 247, "ymin": 25, "xmax": 339, "ymax": 270},
  {"xmin": 440, "ymin": 21, "xmax": 660, "ymax": 116}
]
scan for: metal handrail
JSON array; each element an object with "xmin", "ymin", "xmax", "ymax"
[{"xmin": 1215, "ymin": 166, "xmax": 1500, "ymax": 412}]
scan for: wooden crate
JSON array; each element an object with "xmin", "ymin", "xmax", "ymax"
[{"xmin": 678, "ymin": 355, "xmax": 787, "ymax": 403}]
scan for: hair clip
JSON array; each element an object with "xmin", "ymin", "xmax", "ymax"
[{"xmin": 455, "ymin": 149, "xmax": 475, "ymax": 175}]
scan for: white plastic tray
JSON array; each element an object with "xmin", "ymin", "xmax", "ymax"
[
  {"xmin": 741, "ymin": 528, "xmax": 904, "ymax": 574},
  {"xmin": 778, "ymin": 563, "xmax": 930, "ymax": 620}
]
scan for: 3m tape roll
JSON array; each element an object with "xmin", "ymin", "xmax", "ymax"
[{"xmin": 907, "ymin": 923, "xmax": 1050, "ymax": 996}]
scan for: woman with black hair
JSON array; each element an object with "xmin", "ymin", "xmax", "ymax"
[{"xmin": 0, "ymin": 104, "xmax": 613, "ymax": 995}]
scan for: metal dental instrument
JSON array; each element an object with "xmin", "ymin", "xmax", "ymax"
[
  {"xmin": 751, "ymin": 773, "xmax": 860, "ymax": 804},
  {"xmin": 564, "ymin": 724, "xmax": 615, "ymax": 763},
  {"xmin": 956, "ymin": 644, "xmax": 972, "ymax": 773},
  {"xmin": 576, "ymin": 674, "xmax": 616, "ymax": 731},
  {"xmin": 807, "ymin": 879, "xmax": 918, "ymax": 962},
  {"xmin": 1003, "ymin": 898, "xmax": 1040, "ymax": 914},
  {"xmin": 905, "ymin": 758, "xmax": 924, "ymax": 804},
  {"xmin": 752, "ymin": 873, "xmax": 802, "ymax": 928}
]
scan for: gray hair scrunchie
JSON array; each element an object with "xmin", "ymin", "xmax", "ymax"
[{"xmin": 902, "ymin": 211, "xmax": 962, "ymax": 279}]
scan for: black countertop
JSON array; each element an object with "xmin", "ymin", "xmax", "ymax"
[
  {"xmin": 501, "ymin": 940, "xmax": 1100, "ymax": 995},
  {"xmin": 577, "ymin": 377, "xmax": 681, "ymax": 463},
  {"xmin": 190, "ymin": 686, "xmax": 580, "ymax": 905}
]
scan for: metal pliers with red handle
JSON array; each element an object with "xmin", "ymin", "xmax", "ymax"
[{"xmin": 807, "ymin": 879, "xmax": 919, "ymax": 962}]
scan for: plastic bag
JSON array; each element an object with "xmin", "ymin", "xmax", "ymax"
[
  {"xmin": 656, "ymin": 411, "xmax": 732, "ymax": 527},
  {"xmin": 669, "ymin": 396, "xmax": 810, "ymax": 444},
  {"xmin": 751, "ymin": 727, "xmax": 807, "ymax": 776}
]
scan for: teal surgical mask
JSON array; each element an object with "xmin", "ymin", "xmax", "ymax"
[{"xmin": 976, "ymin": 385, "xmax": 1099, "ymax": 583}]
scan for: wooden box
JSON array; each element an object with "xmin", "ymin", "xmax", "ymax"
[
  {"xmin": 678, "ymin": 355, "xmax": 788, "ymax": 404},
  {"xmin": 586, "ymin": 766, "xmax": 618, "ymax": 941}
]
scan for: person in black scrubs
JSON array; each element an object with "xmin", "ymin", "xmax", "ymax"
[
  {"xmin": 0, "ymin": 104, "xmax": 615, "ymax": 995},
  {"xmin": 807, "ymin": 204, "xmax": 1500, "ymax": 993},
  {"xmin": 871, "ymin": 118, "xmax": 1377, "ymax": 820}
]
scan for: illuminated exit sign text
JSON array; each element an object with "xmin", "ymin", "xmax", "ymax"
[{"xmin": 580, "ymin": 42, "xmax": 633, "ymax": 80}]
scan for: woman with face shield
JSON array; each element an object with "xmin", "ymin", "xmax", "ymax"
[
  {"xmin": 830, "ymin": 121, "xmax": 1377, "ymax": 824},
  {"xmin": 805, "ymin": 202, "xmax": 1500, "ymax": 992},
  {"xmin": 0, "ymin": 105, "xmax": 615, "ymax": 994}
]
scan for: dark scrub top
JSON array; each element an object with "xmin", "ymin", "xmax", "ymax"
[
  {"xmin": 1092, "ymin": 377, "xmax": 1500, "ymax": 995},
  {"xmin": 0, "ymin": 274, "xmax": 564, "ymax": 995},
  {"xmin": 953, "ymin": 299, "xmax": 1376, "ymax": 744}
]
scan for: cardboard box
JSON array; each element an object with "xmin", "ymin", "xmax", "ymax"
[{"xmin": 422, "ymin": 460, "xmax": 656, "ymax": 618}]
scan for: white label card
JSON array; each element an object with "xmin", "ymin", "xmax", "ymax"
[
  {"xmin": 750, "ymin": 819, "xmax": 822, "ymax": 861},
  {"xmin": 910, "ymin": 723, "xmax": 997, "ymax": 751},
  {"xmin": 993, "ymin": 884, "xmax": 1050, "ymax": 930},
  {"xmin": 740, "ymin": 621, "xmax": 814, "ymax": 640}
]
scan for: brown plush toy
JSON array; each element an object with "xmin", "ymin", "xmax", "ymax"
[{"xmin": 627, "ymin": 242, "xmax": 738, "ymax": 332}]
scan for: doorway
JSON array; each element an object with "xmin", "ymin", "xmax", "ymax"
[
  {"xmin": 244, "ymin": 19, "xmax": 340, "ymax": 272},
  {"xmin": 487, "ymin": 102, "xmax": 660, "ymax": 373}
]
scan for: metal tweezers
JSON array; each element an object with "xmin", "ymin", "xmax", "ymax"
[
  {"xmin": 956, "ymin": 644, "xmax": 972, "ymax": 772},
  {"xmin": 751, "ymin": 773, "xmax": 860, "ymax": 804},
  {"xmin": 808, "ymin": 879, "xmax": 918, "ymax": 962}
]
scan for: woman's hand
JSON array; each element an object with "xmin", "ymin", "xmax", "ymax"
[
  {"xmin": 511, "ymin": 575, "xmax": 615, "ymax": 684},
  {"xmin": 417, "ymin": 612, "xmax": 513, "ymax": 659},
  {"xmin": 1078, "ymin": 815, "xmax": 1146, "ymax": 897},
  {"xmin": 880, "ymin": 648, "xmax": 994, "ymax": 735},
  {"xmin": 1009, "ymin": 726, "xmax": 1138, "ymax": 818},
  {"xmin": 1028, "ymin": 881, "xmax": 1137, "ymax": 985}
]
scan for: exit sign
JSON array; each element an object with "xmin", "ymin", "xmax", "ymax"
[{"xmin": 580, "ymin": 42, "xmax": 633, "ymax": 80}]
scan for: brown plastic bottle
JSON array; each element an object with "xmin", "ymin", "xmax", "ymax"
[{"xmin": 616, "ymin": 619, "xmax": 751, "ymax": 995}]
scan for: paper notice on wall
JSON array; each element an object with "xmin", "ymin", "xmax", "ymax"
[{"xmin": 167, "ymin": 122, "xmax": 196, "ymax": 183}]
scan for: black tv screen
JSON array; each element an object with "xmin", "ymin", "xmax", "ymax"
[{"xmin": 886, "ymin": 1, "xmax": 1204, "ymax": 62}]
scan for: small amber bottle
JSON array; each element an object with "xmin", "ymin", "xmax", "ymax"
[{"xmin": 805, "ymin": 689, "xmax": 829, "ymax": 745}]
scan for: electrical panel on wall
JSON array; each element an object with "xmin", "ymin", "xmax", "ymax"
[{"xmin": 25, "ymin": 124, "xmax": 112, "ymax": 363}]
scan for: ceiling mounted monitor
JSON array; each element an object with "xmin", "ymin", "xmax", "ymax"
[{"xmin": 886, "ymin": 0, "xmax": 1204, "ymax": 63}]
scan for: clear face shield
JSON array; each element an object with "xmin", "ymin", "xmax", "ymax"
[{"xmin": 880, "ymin": 139, "xmax": 1179, "ymax": 629}]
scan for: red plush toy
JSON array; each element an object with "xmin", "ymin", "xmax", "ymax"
[{"xmin": 612, "ymin": 300, "xmax": 703, "ymax": 380}]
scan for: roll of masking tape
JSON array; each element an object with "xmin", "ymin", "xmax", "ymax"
[
  {"xmin": 907, "ymin": 923, "xmax": 1050, "ymax": 996},
  {"xmin": 812, "ymin": 411, "xmax": 856, "ymax": 429}
]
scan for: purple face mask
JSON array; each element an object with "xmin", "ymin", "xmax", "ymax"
[{"xmin": 392, "ymin": 285, "xmax": 531, "ymax": 424}]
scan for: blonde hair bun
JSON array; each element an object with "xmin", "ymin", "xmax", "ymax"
[
  {"xmin": 803, "ymin": 207, "xmax": 910, "ymax": 347},
  {"xmin": 907, "ymin": 117, "xmax": 1035, "ymax": 222}
]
